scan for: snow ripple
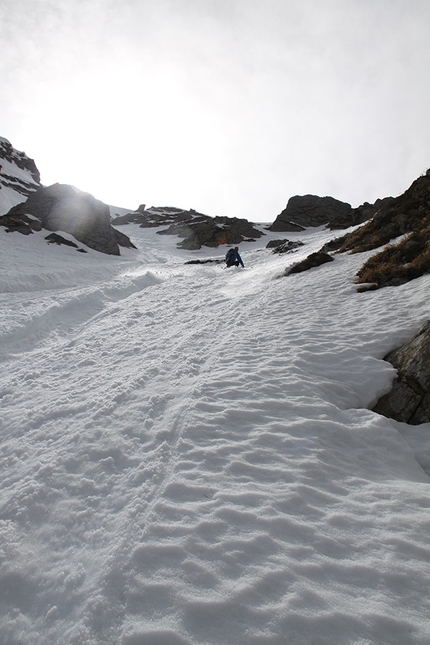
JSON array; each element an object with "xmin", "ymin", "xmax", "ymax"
[{"xmin": 1, "ymin": 228, "xmax": 430, "ymax": 644}]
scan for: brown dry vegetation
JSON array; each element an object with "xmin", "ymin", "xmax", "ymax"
[
  {"xmin": 337, "ymin": 172, "xmax": 430, "ymax": 289},
  {"xmin": 356, "ymin": 230, "xmax": 430, "ymax": 287}
]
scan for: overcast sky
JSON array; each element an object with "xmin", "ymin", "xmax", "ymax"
[{"xmin": 2, "ymin": 0, "xmax": 430, "ymax": 221}]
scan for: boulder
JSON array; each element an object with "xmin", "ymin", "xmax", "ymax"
[
  {"xmin": 269, "ymin": 194, "xmax": 382, "ymax": 232},
  {"xmin": 269, "ymin": 240, "xmax": 304, "ymax": 254},
  {"xmin": 285, "ymin": 251, "xmax": 334, "ymax": 275},
  {"xmin": 373, "ymin": 320, "xmax": 430, "ymax": 424},
  {"xmin": 3, "ymin": 184, "xmax": 136, "ymax": 255}
]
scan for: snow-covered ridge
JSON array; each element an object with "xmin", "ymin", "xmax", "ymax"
[{"xmin": 0, "ymin": 137, "xmax": 41, "ymax": 215}]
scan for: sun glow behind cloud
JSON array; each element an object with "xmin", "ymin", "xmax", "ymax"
[{"xmin": 2, "ymin": 0, "xmax": 430, "ymax": 221}]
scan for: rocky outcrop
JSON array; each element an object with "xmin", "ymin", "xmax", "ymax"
[
  {"xmin": 45, "ymin": 233, "xmax": 82, "ymax": 249},
  {"xmin": 113, "ymin": 206, "xmax": 190, "ymax": 228},
  {"xmin": 268, "ymin": 239, "xmax": 305, "ymax": 254},
  {"xmin": 285, "ymin": 251, "xmax": 334, "ymax": 275},
  {"xmin": 0, "ymin": 212, "xmax": 43, "ymax": 235},
  {"xmin": 0, "ymin": 137, "xmax": 40, "ymax": 184},
  {"xmin": 2, "ymin": 184, "xmax": 136, "ymax": 255},
  {"xmin": 113, "ymin": 206, "xmax": 264, "ymax": 249},
  {"xmin": 339, "ymin": 171, "xmax": 430, "ymax": 290},
  {"xmin": 373, "ymin": 320, "xmax": 430, "ymax": 424},
  {"xmin": 269, "ymin": 195, "xmax": 383, "ymax": 232},
  {"xmin": 0, "ymin": 137, "xmax": 42, "ymax": 214}
]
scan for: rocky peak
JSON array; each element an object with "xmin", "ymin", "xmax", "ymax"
[
  {"xmin": 269, "ymin": 194, "xmax": 383, "ymax": 232},
  {"xmin": 0, "ymin": 137, "xmax": 42, "ymax": 214}
]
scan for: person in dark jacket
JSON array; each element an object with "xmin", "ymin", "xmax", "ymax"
[{"xmin": 225, "ymin": 246, "xmax": 244, "ymax": 268}]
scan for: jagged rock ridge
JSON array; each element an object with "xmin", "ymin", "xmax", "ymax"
[
  {"xmin": 269, "ymin": 194, "xmax": 387, "ymax": 232},
  {"xmin": 338, "ymin": 171, "xmax": 430, "ymax": 289},
  {"xmin": 113, "ymin": 205, "xmax": 264, "ymax": 249},
  {"xmin": 0, "ymin": 137, "xmax": 42, "ymax": 214}
]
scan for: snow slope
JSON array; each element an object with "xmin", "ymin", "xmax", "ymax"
[{"xmin": 1, "ymin": 222, "xmax": 430, "ymax": 645}]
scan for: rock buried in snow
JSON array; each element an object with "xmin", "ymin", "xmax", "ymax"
[
  {"xmin": 184, "ymin": 259, "xmax": 224, "ymax": 264},
  {"xmin": 45, "ymin": 233, "xmax": 78, "ymax": 247},
  {"xmin": 0, "ymin": 212, "xmax": 42, "ymax": 234},
  {"xmin": 270, "ymin": 240, "xmax": 305, "ymax": 254},
  {"xmin": 372, "ymin": 319, "xmax": 430, "ymax": 424},
  {"xmin": 285, "ymin": 251, "xmax": 334, "ymax": 275}
]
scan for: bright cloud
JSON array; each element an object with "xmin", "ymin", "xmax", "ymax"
[{"xmin": 1, "ymin": 0, "xmax": 430, "ymax": 220}]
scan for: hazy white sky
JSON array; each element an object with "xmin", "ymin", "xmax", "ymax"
[{"xmin": 2, "ymin": 0, "xmax": 430, "ymax": 221}]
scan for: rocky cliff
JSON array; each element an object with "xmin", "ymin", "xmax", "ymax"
[
  {"xmin": 269, "ymin": 194, "xmax": 386, "ymax": 232},
  {"xmin": 0, "ymin": 137, "xmax": 41, "ymax": 214},
  {"xmin": 1, "ymin": 184, "xmax": 136, "ymax": 255}
]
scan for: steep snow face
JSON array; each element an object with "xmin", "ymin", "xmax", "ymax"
[
  {"xmin": 0, "ymin": 137, "xmax": 41, "ymax": 215},
  {"xmin": 0, "ymin": 224, "xmax": 430, "ymax": 645}
]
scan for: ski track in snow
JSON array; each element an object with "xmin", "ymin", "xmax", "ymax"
[{"xmin": 1, "ymin": 226, "xmax": 430, "ymax": 645}]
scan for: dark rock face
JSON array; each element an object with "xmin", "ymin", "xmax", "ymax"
[
  {"xmin": 2, "ymin": 184, "xmax": 136, "ymax": 255},
  {"xmin": 373, "ymin": 320, "xmax": 430, "ymax": 424},
  {"xmin": 339, "ymin": 172, "xmax": 430, "ymax": 290},
  {"xmin": 266, "ymin": 239, "xmax": 288, "ymax": 248},
  {"xmin": 0, "ymin": 137, "xmax": 41, "ymax": 207},
  {"xmin": 0, "ymin": 212, "xmax": 42, "ymax": 235},
  {"xmin": 270, "ymin": 195, "xmax": 351, "ymax": 231},
  {"xmin": 113, "ymin": 206, "xmax": 264, "ymax": 249},
  {"xmin": 269, "ymin": 195, "xmax": 379, "ymax": 232},
  {"xmin": 45, "ymin": 233, "xmax": 80, "ymax": 249},
  {"xmin": 0, "ymin": 138, "xmax": 40, "ymax": 183},
  {"xmin": 285, "ymin": 251, "xmax": 334, "ymax": 275}
]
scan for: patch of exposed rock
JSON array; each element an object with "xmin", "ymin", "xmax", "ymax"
[
  {"xmin": 0, "ymin": 138, "xmax": 42, "ymax": 215},
  {"xmin": 0, "ymin": 137, "xmax": 41, "ymax": 187},
  {"xmin": 269, "ymin": 195, "xmax": 383, "ymax": 232},
  {"xmin": 339, "ymin": 171, "xmax": 430, "ymax": 290},
  {"xmin": 267, "ymin": 239, "xmax": 305, "ymax": 254},
  {"xmin": 112, "ymin": 206, "xmax": 264, "ymax": 249},
  {"xmin": 184, "ymin": 259, "xmax": 224, "ymax": 265},
  {"xmin": 1, "ymin": 184, "xmax": 136, "ymax": 255},
  {"xmin": 284, "ymin": 251, "xmax": 334, "ymax": 275},
  {"xmin": 372, "ymin": 320, "xmax": 430, "ymax": 424},
  {"xmin": 0, "ymin": 212, "xmax": 43, "ymax": 235},
  {"xmin": 45, "ymin": 233, "xmax": 87, "ymax": 252}
]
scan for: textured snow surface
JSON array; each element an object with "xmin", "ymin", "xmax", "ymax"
[{"xmin": 1, "ymin": 223, "xmax": 430, "ymax": 645}]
